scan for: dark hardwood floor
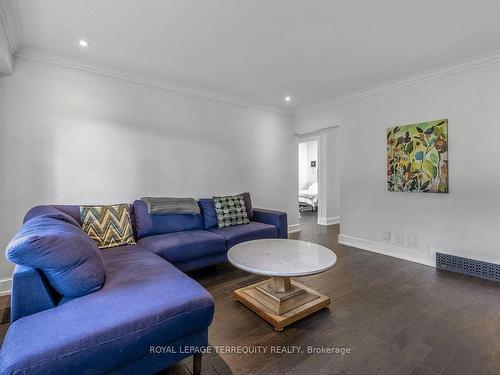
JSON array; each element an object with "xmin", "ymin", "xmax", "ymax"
[{"xmin": 1, "ymin": 211, "xmax": 500, "ymax": 374}]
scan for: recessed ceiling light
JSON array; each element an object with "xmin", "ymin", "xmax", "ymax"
[
  {"xmin": 78, "ymin": 40, "xmax": 90, "ymax": 48},
  {"xmin": 285, "ymin": 96, "xmax": 291, "ymax": 102}
]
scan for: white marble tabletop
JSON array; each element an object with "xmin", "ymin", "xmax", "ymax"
[{"xmin": 227, "ymin": 239, "xmax": 337, "ymax": 277}]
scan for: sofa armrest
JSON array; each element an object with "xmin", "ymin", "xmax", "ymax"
[
  {"xmin": 252, "ymin": 208, "xmax": 288, "ymax": 239},
  {"xmin": 10, "ymin": 265, "xmax": 59, "ymax": 322}
]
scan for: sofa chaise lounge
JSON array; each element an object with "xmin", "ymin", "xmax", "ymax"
[{"xmin": 0, "ymin": 195, "xmax": 287, "ymax": 375}]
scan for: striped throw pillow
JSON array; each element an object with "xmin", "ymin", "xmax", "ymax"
[{"xmin": 80, "ymin": 204, "xmax": 136, "ymax": 249}]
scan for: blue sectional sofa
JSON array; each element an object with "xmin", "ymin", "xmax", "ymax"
[{"xmin": 0, "ymin": 196, "xmax": 287, "ymax": 375}]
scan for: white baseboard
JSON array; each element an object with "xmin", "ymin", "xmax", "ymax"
[
  {"xmin": 0, "ymin": 278, "xmax": 12, "ymax": 296},
  {"xmin": 338, "ymin": 234, "xmax": 436, "ymax": 268},
  {"xmin": 288, "ymin": 224, "xmax": 301, "ymax": 234},
  {"xmin": 318, "ymin": 216, "xmax": 340, "ymax": 226}
]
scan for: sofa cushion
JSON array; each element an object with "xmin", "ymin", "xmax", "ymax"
[
  {"xmin": 133, "ymin": 199, "xmax": 204, "ymax": 238},
  {"xmin": 199, "ymin": 198, "xmax": 218, "ymax": 230},
  {"xmin": 209, "ymin": 221, "xmax": 278, "ymax": 248},
  {"xmin": 0, "ymin": 245, "xmax": 214, "ymax": 375},
  {"xmin": 6, "ymin": 216, "xmax": 106, "ymax": 298},
  {"xmin": 23, "ymin": 205, "xmax": 81, "ymax": 227},
  {"xmin": 175, "ymin": 252, "xmax": 228, "ymax": 273},
  {"xmin": 138, "ymin": 230, "xmax": 226, "ymax": 264},
  {"xmin": 213, "ymin": 194, "xmax": 250, "ymax": 228},
  {"xmin": 200, "ymin": 192, "xmax": 253, "ymax": 229},
  {"xmin": 80, "ymin": 204, "xmax": 136, "ymax": 249},
  {"xmin": 242, "ymin": 192, "xmax": 254, "ymax": 220}
]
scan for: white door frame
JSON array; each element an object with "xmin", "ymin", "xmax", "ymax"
[
  {"xmin": 297, "ymin": 134, "xmax": 323, "ymax": 225},
  {"xmin": 298, "ymin": 124, "xmax": 340, "ymax": 226}
]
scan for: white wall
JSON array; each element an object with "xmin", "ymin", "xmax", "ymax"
[
  {"xmin": 0, "ymin": 22, "xmax": 12, "ymax": 74},
  {"xmin": 298, "ymin": 142, "xmax": 308, "ymax": 190},
  {"xmin": 306, "ymin": 141, "xmax": 318, "ymax": 186},
  {"xmin": 0, "ymin": 57, "xmax": 298, "ymax": 287},
  {"xmin": 320, "ymin": 127, "xmax": 340, "ymax": 221},
  {"xmin": 295, "ymin": 62, "xmax": 500, "ymax": 265}
]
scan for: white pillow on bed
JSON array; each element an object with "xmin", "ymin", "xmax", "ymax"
[{"xmin": 307, "ymin": 182, "xmax": 318, "ymax": 194}]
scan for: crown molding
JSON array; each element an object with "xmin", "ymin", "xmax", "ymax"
[
  {"xmin": 297, "ymin": 50, "xmax": 500, "ymax": 115},
  {"xmin": 14, "ymin": 51, "xmax": 294, "ymax": 116},
  {"xmin": 0, "ymin": 0, "xmax": 24, "ymax": 52}
]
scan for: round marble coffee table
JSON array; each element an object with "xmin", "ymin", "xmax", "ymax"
[{"xmin": 228, "ymin": 239, "xmax": 337, "ymax": 331}]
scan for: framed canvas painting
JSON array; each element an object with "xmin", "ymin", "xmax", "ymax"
[{"xmin": 387, "ymin": 119, "xmax": 448, "ymax": 193}]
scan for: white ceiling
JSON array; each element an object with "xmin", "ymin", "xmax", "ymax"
[{"xmin": 8, "ymin": 0, "xmax": 500, "ymax": 110}]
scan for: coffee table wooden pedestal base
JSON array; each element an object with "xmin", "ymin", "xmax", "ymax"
[{"xmin": 233, "ymin": 276, "xmax": 330, "ymax": 331}]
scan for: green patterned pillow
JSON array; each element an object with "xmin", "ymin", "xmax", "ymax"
[
  {"xmin": 213, "ymin": 194, "xmax": 250, "ymax": 228},
  {"xmin": 80, "ymin": 204, "xmax": 136, "ymax": 249}
]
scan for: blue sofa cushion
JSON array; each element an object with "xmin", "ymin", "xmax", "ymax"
[
  {"xmin": 133, "ymin": 199, "xmax": 204, "ymax": 238},
  {"xmin": 24, "ymin": 205, "xmax": 81, "ymax": 227},
  {"xmin": 209, "ymin": 221, "xmax": 278, "ymax": 248},
  {"xmin": 242, "ymin": 192, "xmax": 253, "ymax": 220},
  {"xmin": 253, "ymin": 208, "xmax": 288, "ymax": 239},
  {"xmin": 0, "ymin": 245, "xmax": 214, "ymax": 375},
  {"xmin": 138, "ymin": 230, "xmax": 226, "ymax": 264},
  {"xmin": 6, "ymin": 216, "xmax": 106, "ymax": 298},
  {"xmin": 199, "ymin": 198, "xmax": 218, "ymax": 230},
  {"xmin": 200, "ymin": 192, "xmax": 253, "ymax": 229},
  {"xmin": 24, "ymin": 205, "xmax": 84, "ymax": 225},
  {"xmin": 175, "ymin": 253, "xmax": 228, "ymax": 273}
]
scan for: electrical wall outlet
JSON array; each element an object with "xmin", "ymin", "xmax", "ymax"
[
  {"xmin": 407, "ymin": 233, "xmax": 417, "ymax": 246},
  {"xmin": 382, "ymin": 231, "xmax": 391, "ymax": 241},
  {"xmin": 395, "ymin": 231, "xmax": 404, "ymax": 245}
]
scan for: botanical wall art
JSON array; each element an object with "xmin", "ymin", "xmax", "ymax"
[{"xmin": 387, "ymin": 119, "xmax": 448, "ymax": 193}]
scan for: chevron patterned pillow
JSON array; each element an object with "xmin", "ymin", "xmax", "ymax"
[
  {"xmin": 80, "ymin": 204, "xmax": 136, "ymax": 249},
  {"xmin": 213, "ymin": 194, "xmax": 250, "ymax": 229}
]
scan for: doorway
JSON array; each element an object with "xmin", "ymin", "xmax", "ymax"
[
  {"xmin": 298, "ymin": 138, "xmax": 319, "ymax": 223},
  {"xmin": 297, "ymin": 126, "xmax": 340, "ymax": 228}
]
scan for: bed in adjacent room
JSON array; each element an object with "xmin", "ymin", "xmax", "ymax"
[{"xmin": 299, "ymin": 182, "xmax": 318, "ymax": 211}]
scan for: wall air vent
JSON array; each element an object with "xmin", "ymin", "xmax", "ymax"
[{"xmin": 436, "ymin": 252, "xmax": 500, "ymax": 282}]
